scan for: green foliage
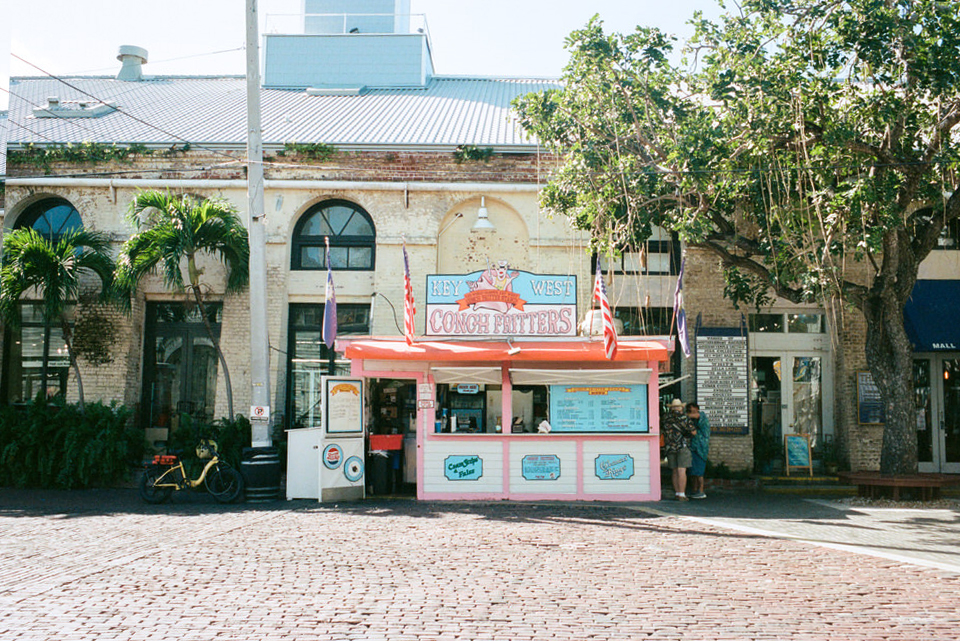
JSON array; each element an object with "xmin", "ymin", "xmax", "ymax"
[
  {"xmin": 278, "ymin": 142, "xmax": 337, "ymax": 162},
  {"xmin": 164, "ymin": 414, "xmax": 252, "ymax": 469},
  {"xmin": 0, "ymin": 399, "xmax": 142, "ymax": 489},
  {"xmin": 704, "ymin": 460, "xmax": 752, "ymax": 480},
  {"xmin": 8, "ymin": 142, "xmax": 155, "ymax": 174},
  {"xmin": 453, "ymin": 145, "xmax": 495, "ymax": 164},
  {"xmin": 515, "ymin": 1, "xmax": 960, "ymax": 474}
]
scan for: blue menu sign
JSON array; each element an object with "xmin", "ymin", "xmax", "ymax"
[
  {"xmin": 444, "ymin": 455, "xmax": 483, "ymax": 481},
  {"xmin": 521, "ymin": 454, "xmax": 561, "ymax": 481},
  {"xmin": 594, "ymin": 454, "xmax": 635, "ymax": 480},
  {"xmin": 550, "ymin": 385, "xmax": 648, "ymax": 433}
]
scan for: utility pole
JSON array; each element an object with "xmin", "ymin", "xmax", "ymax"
[{"xmin": 245, "ymin": 0, "xmax": 272, "ymax": 446}]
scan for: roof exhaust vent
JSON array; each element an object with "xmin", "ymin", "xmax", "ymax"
[{"xmin": 116, "ymin": 45, "xmax": 148, "ymax": 81}]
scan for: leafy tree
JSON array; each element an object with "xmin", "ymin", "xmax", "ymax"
[
  {"xmin": 117, "ymin": 191, "xmax": 250, "ymax": 419},
  {"xmin": 0, "ymin": 228, "xmax": 116, "ymax": 409},
  {"xmin": 515, "ymin": 0, "xmax": 960, "ymax": 474}
]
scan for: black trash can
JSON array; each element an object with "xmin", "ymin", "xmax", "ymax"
[
  {"xmin": 240, "ymin": 446, "xmax": 281, "ymax": 502},
  {"xmin": 369, "ymin": 451, "xmax": 392, "ymax": 496}
]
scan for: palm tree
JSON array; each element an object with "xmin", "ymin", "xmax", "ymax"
[
  {"xmin": 116, "ymin": 191, "xmax": 250, "ymax": 419},
  {"xmin": 0, "ymin": 228, "xmax": 116, "ymax": 410}
]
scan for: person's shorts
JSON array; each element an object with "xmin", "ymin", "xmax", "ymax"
[
  {"xmin": 667, "ymin": 448, "xmax": 692, "ymax": 469},
  {"xmin": 690, "ymin": 452, "xmax": 707, "ymax": 477}
]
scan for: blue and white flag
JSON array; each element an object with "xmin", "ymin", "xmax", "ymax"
[
  {"xmin": 673, "ymin": 257, "xmax": 690, "ymax": 357},
  {"xmin": 322, "ymin": 237, "xmax": 337, "ymax": 349}
]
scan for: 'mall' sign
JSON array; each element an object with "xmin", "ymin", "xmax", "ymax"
[{"xmin": 426, "ymin": 263, "xmax": 577, "ymax": 337}]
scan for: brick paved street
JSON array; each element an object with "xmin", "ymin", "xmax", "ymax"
[{"xmin": 1, "ymin": 489, "xmax": 959, "ymax": 640}]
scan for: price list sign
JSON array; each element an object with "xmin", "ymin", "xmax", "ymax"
[
  {"xmin": 549, "ymin": 385, "xmax": 648, "ymax": 433},
  {"xmin": 696, "ymin": 330, "xmax": 749, "ymax": 435}
]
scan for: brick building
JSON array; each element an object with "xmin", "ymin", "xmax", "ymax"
[{"xmin": 3, "ymin": 2, "xmax": 958, "ymax": 480}]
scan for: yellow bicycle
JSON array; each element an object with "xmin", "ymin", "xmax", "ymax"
[{"xmin": 139, "ymin": 439, "xmax": 244, "ymax": 504}]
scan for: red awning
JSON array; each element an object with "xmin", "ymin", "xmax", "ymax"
[{"xmin": 342, "ymin": 338, "xmax": 669, "ymax": 363}]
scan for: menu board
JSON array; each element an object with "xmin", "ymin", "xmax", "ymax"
[
  {"xmin": 857, "ymin": 371, "xmax": 885, "ymax": 424},
  {"xmin": 548, "ymin": 385, "xmax": 648, "ymax": 433},
  {"xmin": 784, "ymin": 434, "xmax": 813, "ymax": 476},
  {"xmin": 696, "ymin": 330, "xmax": 749, "ymax": 435},
  {"xmin": 324, "ymin": 377, "xmax": 364, "ymax": 435}
]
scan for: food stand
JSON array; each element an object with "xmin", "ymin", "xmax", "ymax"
[{"xmin": 340, "ymin": 267, "xmax": 669, "ymax": 502}]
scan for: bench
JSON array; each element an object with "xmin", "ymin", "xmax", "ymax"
[{"xmin": 838, "ymin": 471, "xmax": 960, "ymax": 501}]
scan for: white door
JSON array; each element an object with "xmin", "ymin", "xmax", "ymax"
[
  {"xmin": 751, "ymin": 353, "xmax": 830, "ymax": 444},
  {"xmin": 916, "ymin": 356, "xmax": 960, "ymax": 474}
]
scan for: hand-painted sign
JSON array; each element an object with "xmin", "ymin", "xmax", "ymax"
[
  {"xmin": 521, "ymin": 454, "xmax": 561, "ymax": 480},
  {"xmin": 324, "ymin": 377, "xmax": 364, "ymax": 434},
  {"xmin": 322, "ymin": 444, "xmax": 343, "ymax": 469},
  {"xmin": 426, "ymin": 267, "xmax": 577, "ymax": 337},
  {"xmin": 784, "ymin": 434, "xmax": 812, "ymax": 476},
  {"xmin": 444, "ymin": 455, "xmax": 483, "ymax": 481},
  {"xmin": 594, "ymin": 454, "xmax": 635, "ymax": 480},
  {"xmin": 549, "ymin": 385, "xmax": 648, "ymax": 433}
]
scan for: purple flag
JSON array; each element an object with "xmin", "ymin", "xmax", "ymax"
[
  {"xmin": 322, "ymin": 238, "xmax": 337, "ymax": 349},
  {"xmin": 674, "ymin": 257, "xmax": 690, "ymax": 357}
]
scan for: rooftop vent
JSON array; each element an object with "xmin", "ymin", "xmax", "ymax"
[
  {"xmin": 33, "ymin": 97, "xmax": 117, "ymax": 118},
  {"xmin": 116, "ymin": 45, "xmax": 148, "ymax": 81}
]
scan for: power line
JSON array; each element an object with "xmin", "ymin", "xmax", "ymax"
[
  {"xmin": 65, "ymin": 47, "xmax": 245, "ymax": 75},
  {"xmin": 10, "ymin": 53, "xmax": 243, "ymax": 165}
]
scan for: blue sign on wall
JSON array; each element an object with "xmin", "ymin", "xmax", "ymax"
[
  {"xmin": 444, "ymin": 455, "xmax": 483, "ymax": 481},
  {"xmin": 521, "ymin": 454, "xmax": 561, "ymax": 481},
  {"xmin": 549, "ymin": 385, "xmax": 649, "ymax": 433},
  {"xmin": 594, "ymin": 454, "xmax": 635, "ymax": 481}
]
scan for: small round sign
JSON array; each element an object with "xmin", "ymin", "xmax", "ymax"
[
  {"xmin": 343, "ymin": 456, "xmax": 364, "ymax": 482},
  {"xmin": 322, "ymin": 444, "xmax": 343, "ymax": 470}
]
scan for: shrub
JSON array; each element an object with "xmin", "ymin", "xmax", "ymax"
[
  {"xmin": 0, "ymin": 398, "xmax": 142, "ymax": 489},
  {"xmin": 164, "ymin": 414, "xmax": 252, "ymax": 470}
]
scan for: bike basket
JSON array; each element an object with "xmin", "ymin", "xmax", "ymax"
[
  {"xmin": 196, "ymin": 439, "xmax": 218, "ymax": 460},
  {"xmin": 152, "ymin": 455, "xmax": 178, "ymax": 466}
]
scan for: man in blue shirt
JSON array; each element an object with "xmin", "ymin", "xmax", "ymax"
[{"xmin": 686, "ymin": 402, "xmax": 711, "ymax": 499}]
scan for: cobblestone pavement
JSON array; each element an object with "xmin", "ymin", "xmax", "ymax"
[
  {"xmin": 1, "ymin": 489, "xmax": 959, "ymax": 640},
  {"xmin": 643, "ymin": 492, "xmax": 960, "ymax": 573}
]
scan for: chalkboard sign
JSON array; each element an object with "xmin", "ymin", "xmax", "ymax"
[
  {"xmin": 548, "ymin": 385, "xmax": 648, "ymax": 433},
  {"xmin": 784, "ymin": 434, "xmax": 812, "ymax": 476},
  {"xmin": 857, "ymin": 371, "xmax": 885, "ymax": 425}
]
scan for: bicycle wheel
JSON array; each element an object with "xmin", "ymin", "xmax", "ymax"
[
  {"xmin": 139, "ymin": 467, "xmax": 174, "ymax": 504},
  {"xmin": 205, "ymin": 463, "xmax": 244, "ymax": 503}
]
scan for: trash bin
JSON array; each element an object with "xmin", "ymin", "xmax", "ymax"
[
  {"xmin": 369, "ymin": 450, "xmax": 392, "ymax": 496},
  {"xmin": 240, "ymin": 446, "xmax": 281, "ymax": 502}
]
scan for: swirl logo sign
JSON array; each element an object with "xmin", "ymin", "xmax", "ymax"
[
  {"xmin": 344, "ymin": 456, "xmax": 364, "ymax": 482},
  {"xmin": 323, "ymin": 444, "xmax": 343, "ymax": 470}
]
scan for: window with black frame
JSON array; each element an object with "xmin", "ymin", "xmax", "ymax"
[
  {"xmin": 593, "ymin": 227, "xmax": 681, "ymax": 276},
  {"xmin": 287, "ymin": 303, "xmax": 370, "ymax": 428},
  {"xmin": 291, "ymin": 200, "xmax": 376, "ymax": 270},
  {"xmin": 1, "ymin": 198, "xmax": 84, "ymax": 403}
]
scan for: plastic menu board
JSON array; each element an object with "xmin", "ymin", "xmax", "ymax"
[{"xmin": 548, "ymin": 385, "xmax": 648, "ymax": 433}]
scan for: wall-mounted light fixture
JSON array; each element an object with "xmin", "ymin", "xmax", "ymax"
[
  {"xmin": 472, "ymin": 196, "xmax": 496, "ymax": 231},
  {"xmin": 507, "ymin": 337, "xmax": 521, "ymax": 356}
]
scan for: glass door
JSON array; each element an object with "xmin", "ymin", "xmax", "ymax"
[
  {"xmin": 915, "ymin": 356, "xmax": 960, "ymax": 473},
  {"xmin": 940, "ymin": 358, "xmax": 960, "ymax": 473}
]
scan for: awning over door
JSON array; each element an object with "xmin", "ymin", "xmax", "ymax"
[
  {"xmin": 342, "ymin": 338, "xmax": 669, "ymax": 362},
  {"xmin": 904, "ymin": 280, "xmax": 960, "ymax": 351}
]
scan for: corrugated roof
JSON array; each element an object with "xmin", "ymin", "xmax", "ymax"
[
  {"xmin": 6, "ymin": 76, "xmax": 559, "ymax": 150},
  {"xmin": 0, "ymin": 111, "xmax": 8, "ymax": 179}
]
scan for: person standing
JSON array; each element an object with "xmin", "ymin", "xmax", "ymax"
[
  {"xmin": 686, "ymin": 402, "xmax": 711, "ymax": 499},
  {"xmin": 661, "ymin": 398, "xmax": 696, "ymax": 500}
]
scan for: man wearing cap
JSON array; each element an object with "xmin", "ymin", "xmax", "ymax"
[{"xmin": 661, "ymin": 398, "xmax": 697, "ymax": 500}]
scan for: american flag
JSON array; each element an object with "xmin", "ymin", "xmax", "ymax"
[
  {"xmin": 674, "ymin": 257, "xmax": 690, "ymax": 357},
  {"xmin": 403, "ymin": 240, "xmax": 416, "ymax": 345},
  {"xmin": 322, "ymin": 237, "xmax": 337, "ymax": 349},
  {"xmin": 593, "ymin": 257, "xmax": 618, "ymax": 360}
]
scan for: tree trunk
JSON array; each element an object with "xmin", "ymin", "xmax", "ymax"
[
  {"xmin": 187, "ymin": 260, "xmax": 234, "ymax": 420},
  {"xmin": 59, "ymin": 316, "xmax": 85, "ymax": 412},
  {"xmin": 862, "ymin": 290, "xmax": 918, "ymax": 475}
]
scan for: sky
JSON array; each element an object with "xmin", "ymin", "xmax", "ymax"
[{"xmin": 1, "ymin": 0, "xmax": 725, "ymax": 111}]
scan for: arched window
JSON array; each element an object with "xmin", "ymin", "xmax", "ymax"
[
  {"xmin": 3, "ymin": 198, "xmax": 83, "ymax": 404},
  {"xmin": 15, "ymin": 197, "xmax": 84, "ymax": 238},
  {"xmin": 291, "ymin": 200, "xmax": 376, "ymax": 270}
]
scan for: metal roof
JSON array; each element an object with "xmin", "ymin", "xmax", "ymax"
[
  {"xmin": 6, "ymin": 76, "xmax": 559, "ymax": 150},
  {"xmin": 0, "ymin": 111, "xmax": 8, "ymax": 179}
]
